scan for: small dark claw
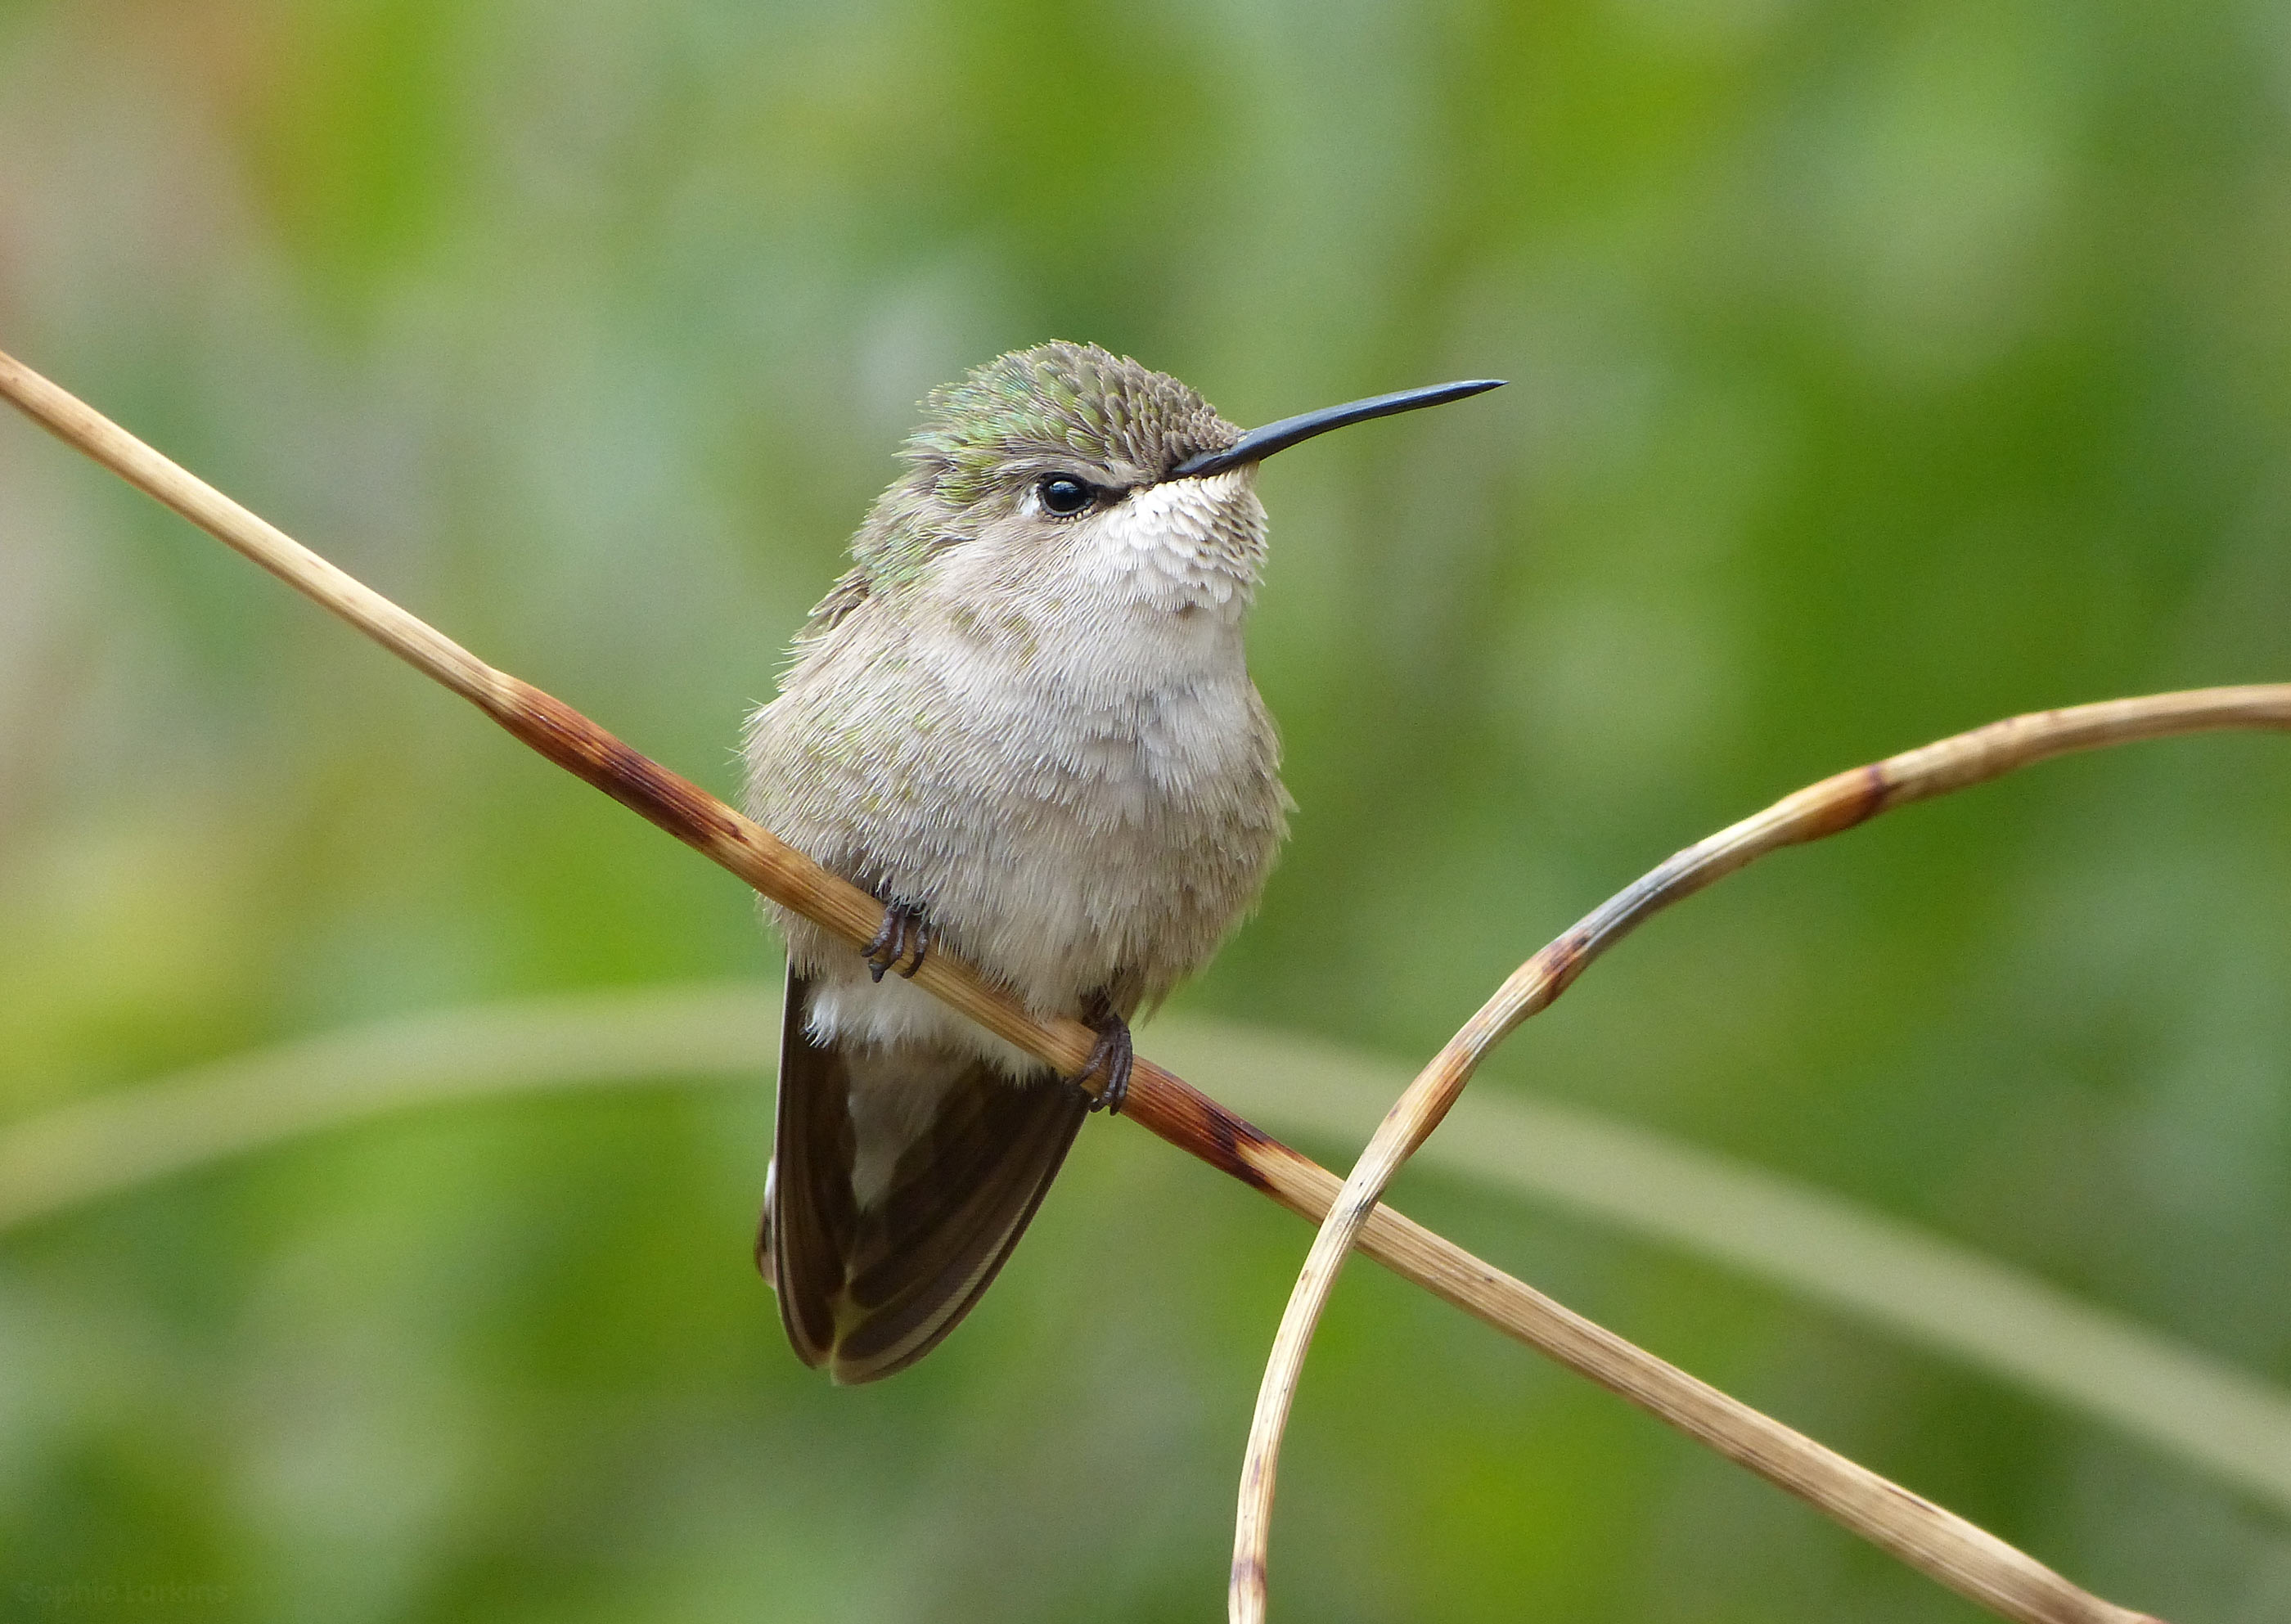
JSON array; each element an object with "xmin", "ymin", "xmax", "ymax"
[
  {"xmin": 863, "ymin": 915, "xmax": 897, "ymax": 982},
  {"xmin": 864, "ymin": 901, "xmax": 930, "ymax": 983},
  {"xmin": 1073, "ymin": 993, "xmax": 1133, "ymax": 1115}
]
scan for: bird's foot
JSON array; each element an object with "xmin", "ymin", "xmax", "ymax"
[
  {"xmin": 1070, "ymin": 992, "xmax": 1132, "ymax": 1115},
  {"xmin": 863, "ymin": 900, "xmax": 931, "ymax": 982}
]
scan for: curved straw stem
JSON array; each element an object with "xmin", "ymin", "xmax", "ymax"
[
  {"xmin": 1231, "ymin": 684, "xmax": 2291, "ymax": 1622},
  {"xmin": 1, "ymin": 342, "xmax": 2211, "ymax": 1624}
]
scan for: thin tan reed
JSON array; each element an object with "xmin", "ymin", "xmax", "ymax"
[{"xmin": 1231, "ymin": 687, "xmax": 2289, "ymax": 1622}]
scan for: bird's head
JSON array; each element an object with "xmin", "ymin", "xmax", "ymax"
[{"xmin": 848, "ymin": 341, "xmax": 1500, "ymax": 619}]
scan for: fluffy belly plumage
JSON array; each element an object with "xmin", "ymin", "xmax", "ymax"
[{"xmin": 755, "ymin": 663, "xmax": 1285, "ymax": 1077}]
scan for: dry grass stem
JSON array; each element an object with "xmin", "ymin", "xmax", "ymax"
[
  {"xmin": 0, "ymin": 344, "xmax": 2203, "ymax": 1624},
  {"xmin": 1232, "ymin": 686, "xmax": 2289, "ymax": 1622}
]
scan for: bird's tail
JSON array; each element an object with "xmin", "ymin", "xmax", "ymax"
[{"xmin": 760, "ymin": 966, "xmax": 1087, "ymax": 1383}]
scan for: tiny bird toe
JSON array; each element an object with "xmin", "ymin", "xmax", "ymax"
[
  {"xmin": 864, "ymin": 902, "xmax": 928, "ymax": 983},
  {"xmin": 1073, "ymin": 997, "xmax": 1134, "ymax": 1115}
]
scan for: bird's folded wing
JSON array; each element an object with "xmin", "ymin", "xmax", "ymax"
[{"xmin": 766, "ymin": 966, "xmax": 1088, "ymax": 1384}]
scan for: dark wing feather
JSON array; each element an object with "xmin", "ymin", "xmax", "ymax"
[{"xmin": 765, "ymin": 967, "xmax": 1087, "ymax": 1384}]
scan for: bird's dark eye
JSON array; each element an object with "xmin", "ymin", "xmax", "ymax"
[{"xmin": 1038, "ymin": 476, "xmax": 1093, "ymax": 515}]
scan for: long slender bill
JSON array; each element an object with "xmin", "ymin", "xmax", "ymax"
[{"xmin": 1171, "ymin": 378, "xmax": 1504, "ymax": 478}]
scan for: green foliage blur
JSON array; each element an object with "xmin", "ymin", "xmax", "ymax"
[{"xmin": 2, "ymin": 0, "xmax": 2289, "ymax": 1618}]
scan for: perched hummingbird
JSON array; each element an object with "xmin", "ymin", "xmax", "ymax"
[{"xmin": 745, "ymin": 342, "xmax": 1500, "ymax": 1383}]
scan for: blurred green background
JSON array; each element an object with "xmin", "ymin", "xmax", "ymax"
[{"xmin": 2, "ymin": 0, "xmax": 2289, "ymax": 1618}]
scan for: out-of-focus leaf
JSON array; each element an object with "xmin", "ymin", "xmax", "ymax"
[{"xmin": 7, "ymin": 983, "xmax": 2284, "ymax": 1522}]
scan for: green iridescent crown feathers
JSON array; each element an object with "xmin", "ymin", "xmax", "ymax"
[
  {"xmin": 825, "ymin": 343, "xmax": 1238, "ymax": 605},
  {"xmin": 906, "ymin": 341, "xmax": 1236, "ymax": 503}
]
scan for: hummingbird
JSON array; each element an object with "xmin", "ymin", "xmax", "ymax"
[{"xmin": 744, "ymin": 342, "xmax": 1501, "ymax": 1383}]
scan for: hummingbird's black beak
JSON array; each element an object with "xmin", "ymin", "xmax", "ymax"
[{"xmin": 1169, "ymin": 377, "xmax": 1505, "ymax": 479}]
